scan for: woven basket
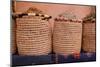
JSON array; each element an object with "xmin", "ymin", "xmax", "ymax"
[
  {"xmin": 11, "ymin": 18, "xmax": 16, "ymax": 54},
  {"xmin": 53, "ymin": 19, "xmax": 82, "ymax": 55},
  {"xmin": 53, "ymin": 16, "xmax": 82, "ymax": 55},
  {"xmin": 82, "ymin": 20, "xmax": 96, "ymax": 52},
  {"xmin": 16, "ymin": 15, "xmax": 51, "ymax": 56}
]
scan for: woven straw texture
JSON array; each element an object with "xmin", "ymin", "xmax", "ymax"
[
  {"xmin": 53, "ymin": 20, "xmax": 82, "ymax": 55},
  {"xmin": 11, "ymin": 18, "xmax": 16, "ymax": 54},
  {"xmin": 16, "ymin": 16, "xmax": 51, "ymax": 56},
  {"xmin": 82, "ymin": 21, "xmax": 96, "ymax": 52}
]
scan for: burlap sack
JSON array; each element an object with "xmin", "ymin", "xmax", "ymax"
[
  {"xmin": 16, "ymin": 15, "xmax": 51, "ymax": 56},
  {"xmin": 53, "ymin": 18, "xmax": 82, "ymax": 55},
  {"xmin": 11, "ymin": 18, "xmax": 17, "ymax": 54},
  {"xmin": 82, "ymin": 19, "xmax": 96, "ymax": 52}
]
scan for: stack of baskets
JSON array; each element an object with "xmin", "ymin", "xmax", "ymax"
[
  {"xmin": 53, "ymin": 12, "xmax": 82, "ymax": 55},
  {"xmin": 16, "ymin": 7, "xmax": 52, "ymax": 56},
  {"xmin": 82, "ymin": 13, "xmax": 96, "ymax": 52}
]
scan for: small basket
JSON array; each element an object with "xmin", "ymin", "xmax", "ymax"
[
  {"xmin": 82, "ymin": 14, "xmax": 96, "ymax": 52},
  {"xmin": 53, "ymin": 12, "xmax": 82, "ymax": 55}
]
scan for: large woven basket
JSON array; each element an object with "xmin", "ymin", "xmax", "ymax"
[
  {"xmin": 16, "ymin": 15, "xmax": 51, "ymax": 56},
  {"xmin": 82, "ymin": 18, "xmax": 96, "ymax": 52},
  {"xmin": 53, "ymin": 12, "xmax": 82, "ymax": 55},
  {"xmin": 11, "ymin": 18, "xmax": 17, "ymax": 54},
  {"xmin": 16, "ymin": 7, "xmax": 52, "ymax": 56}
]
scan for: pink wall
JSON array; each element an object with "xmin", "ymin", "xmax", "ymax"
[{"xmin": 16, "ymin": 1, "xmax": 95, "ymax": 28}]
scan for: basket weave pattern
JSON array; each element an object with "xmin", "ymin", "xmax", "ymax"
[
  {"xmin": 53, "ymin": 20, "xmax": 82, "ymax": 55},
  {"xmin": 82, "ymin": 21, "xmax": 96, "ymax": 52},
  {"xmin": 11, "ymin": 19, "xmax": 16, "ymax": 54},
  {"xmin": 16, "ymin": 16, "xmax": 51, "ymax": 56}
]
